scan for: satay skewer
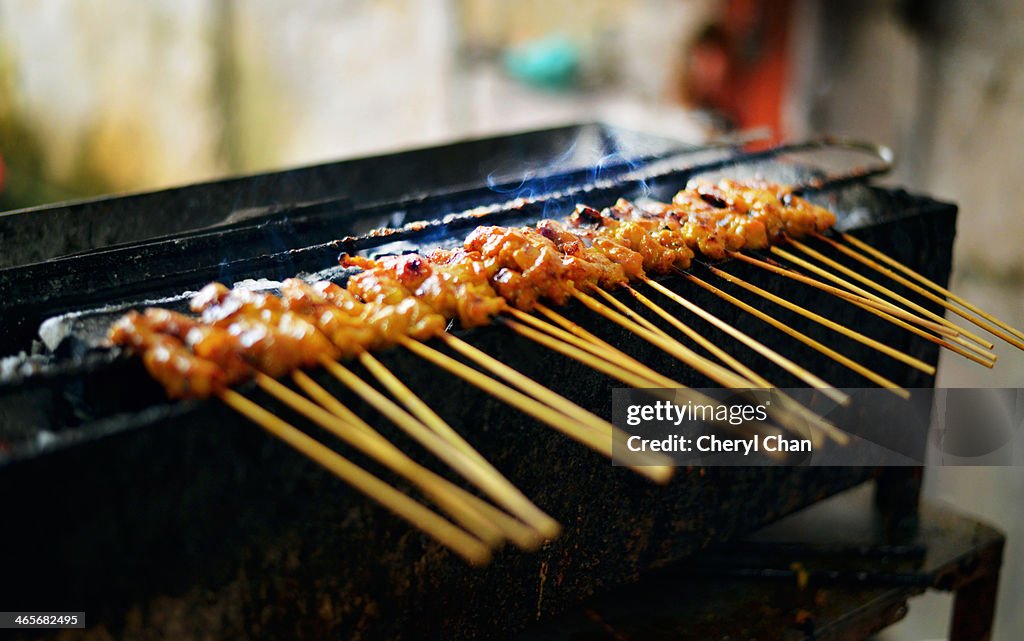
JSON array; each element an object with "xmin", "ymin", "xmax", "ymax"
[
  {"xmin": 682, "ymin": 273, "xmax": 911, "ymax": 399},
  {"xmin": 527, "ymin": 305, "xmax": 679, "ymax": 387},
  {"xmin": 569, "ymin": 287, "xmax": 755, "ymax": 390},
  {"xmin": 357, "ymin": 351, "xmax": 480, "ymax": 462},
  {"xmin": 734, "ymin": 251, "xmax": 954, "ymax": 337},
  {"xmin": 622, "ymin": 285, "xmax": 772, "ymax": 388},
  {"xmin": 219, "ymin": 389, "xmax": 491, "ymax": 565},
  {"xmin": 614, "ymin": 284, "xmax": 845, "ymax": 445},
  {"xmin": 781, "ymin": 240, "xmax": 994, "ymax": 349},
  {"xmin": 707, "ymin": 265, "xmax": 935, "ymax": 374},
  {"xmin": 318, "ymin": 356, "xmax": 560, "ymax": 538},
  {"xmin": 439, "ymin": 333, "xmax": 675, "ymax": 482},
  {"xmin": 403, "ymin": 336, "xmax": 670, "ymax": 480},
  {"xmin": 774, "ymin": 247, "xmax": 997, "ymax": 362},
  {"xmin": 639, "ymin": 275, "xmax": 848, "ymax": 404},
  {"xmin": 290, "ymin": 369, "xmax": 543, "ymax": 550},
  {"xmin": 729, "ymin": 251, "xmax": 996, "ymax": 367},
  {"xmin": 400, "ymin": 337, "xmax": 618, "ymax": 459},
  {"xmin": 839, "ymin": 232, "xmax": 1024, "ymax": 343},
  {"xmin": 505, "ymin": 308, "xmax": 681, "ymax": 387},
  {"xmin": 593, "ymin": 287, "xmax": 671, "ymax": 338},
  {"xmin": 814, "ymin": 233, "xmax": 1024, "ymax": 352},
  {"xmin": 500, "ymin": 318, "xmax": 663, "ymax": 389},
  {"xmin": 254, "ymin": 372, "xmax": 506, "ymax": 547}
]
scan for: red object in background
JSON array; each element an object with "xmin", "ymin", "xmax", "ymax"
[
  {"xmin": 0, "ymin": 151, "xmax": 6, "ymax": 194},
  {"xmin": 684, "ymin": 0, "xmax": 792, "ymax": 146}
]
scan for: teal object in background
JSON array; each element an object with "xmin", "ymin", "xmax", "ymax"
[{"xmin": 503, "ymin": 35, "xmax": 580, "ymax": 89}]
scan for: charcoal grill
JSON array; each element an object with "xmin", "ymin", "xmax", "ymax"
[{"xmin": 0, "ymin": 124, "xmax": 959, "ymax": 640}]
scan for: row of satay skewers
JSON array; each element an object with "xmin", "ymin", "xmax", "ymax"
[{"xmin": 109, "ymin": 178, "xmax": 1024, "ymax": 564}]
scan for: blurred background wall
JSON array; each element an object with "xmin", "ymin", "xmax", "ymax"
[{"xmin": 1, "ymin": 1, "xmax": 1021, "ymax": 638}]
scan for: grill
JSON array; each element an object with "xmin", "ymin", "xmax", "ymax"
[{"xmin": 0, "ymin": 124, "xmax": 969, "ymax": 639}]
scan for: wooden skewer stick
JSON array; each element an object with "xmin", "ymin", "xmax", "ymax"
[
  {"xmin": 622, "ymin": 284, "xmax": 846, "ymax": 446},
  {"xmin": 526, "ymin": 305, "xmax": 680, "ymax": 387},
  {"xmin": 505, "ymin": 308, "xmax": 679, "ymax": 387},
  {"xmin": 291, "ymin": 370, "xmax": 543, "ymax": 550},
  {"xmin": 782, "ymin": 240, "xmax": 994, "ymax": 350},
  {"xmin": 219, "ymin": 389, "xmax": 491, "ymax": 565},
  {"xmin": 440, "ymin": 332, "xmax": 674, "ymax": 483},
  {"xmin": 682, "ymin": 273, "xmax": 911, "ymax": 399},
  {"xmin": 815, "ymin": 233, "xmax": 1024, "ymax": 352},
  {"xmin": 729, "ymin": 251, "xmax": 996, "ymax": 367},
  {"xmin": 778, "ymin": 250, "xmax": 995, "ymax": 370},
  {"xmin": 516, "ymin": 307, "xmax": 839, "ymax": 447},
  {"xmin": 623, "ymin": 285, "xmax": 772, "ymax": 388},
  {"xmin": 640, "ymin": 275, "xmax": 849, "ymax": 404},
  {"xmin": 255, "ymin": 373, "xmax": 505, "ymax": 547},
  {"xmin": 593, "ymin": 287, "xmax": 670, "ymax": 338},
  {"xmin": 399, "ymin": 336, "xmax": 619, "ymax": 468},
  {"xmin": 737, "ymin": 250, "xmax": 955, "ymax": 337},
  {"xmin": 950, "ymin": 334, "xmax": 999, "ymax": 361},
  {"xmin": 840, "ymin": 232, "xmax": 1024, "ymax": 343},
  {"xmin": 707, "ymin": 265, "xmax": 936, "ymax": 375},
  {"xmin": 358, "ymin": 351, "xmax": 480, "ymax": 464},
  {"xmin": 569, "ymin": 287, "xmax": 756, "ymax": 390},
  {"xmin": 498, "ymin": 319, "xmax": 663, "ymax": 389},
  {"xmin": 319, "ymin": 355, "xmax": 561, "ymax": 539}
]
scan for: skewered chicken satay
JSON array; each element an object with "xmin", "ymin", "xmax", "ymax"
[
  {"xmin": 570, "ymin": 200, "xmax": 695, "ymax": 273},
  {"xmin": 342, "ymin": 251, "xmax": 506, "ymax": 329},
  {"xmin": 534, "ymin": 218, "xmax": 631, "ymax": 291},
  {"xmin": 422, "ymin": 249, "xmax": 507, "ymax": 327},
  {"xmin": 463, "ymin": 226, "xmax": 574, "ymax": 311},
  {"xmin": 142, "ymin": 308, "xmax": 252, "ymax": 382},
  {"xmin": 190, "ymin": 283, "xmax": 340, "ymax": 376},
  {"xmin": 280, "ymin": 278, "xmax": 381, "ymax": 357},
  {"xmin": 685, "ymin": 178, "xmax": 835, "ymax": 241},
  {"xmin": 109, "ymin": 311, "xmax": 230, "ymax": 399},
  {"xmin": 340, "ymin": 254, "xmax": 449, "ymax": 341}
]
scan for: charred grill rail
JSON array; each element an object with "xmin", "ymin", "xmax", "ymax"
[{"xmin": 0, "ymin": 128, "xmax": 965, "ymax": 640}]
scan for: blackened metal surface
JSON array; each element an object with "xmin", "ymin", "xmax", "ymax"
[
  {"xmin": 0, "ymin": 123, "xmax": 693, "ymax": 269},
  {"xmin": 514, "ymin": 485, "xmax": 1005, "ymax": 641},
  {"xmin": 0, "ymin": 186, "xmax": 955, "ymax": 640}
]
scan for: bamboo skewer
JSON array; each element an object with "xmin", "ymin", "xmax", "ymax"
[
  {"xmin": 730, "ymin": 251, "xmax": 996, "ymax": 367},
  {"xmin": 781, "ymin": 240, "xmax": 994, "ymax": 349},
  {"xmin": 640, "ymin": 275, "xmax": 848, "ymax": 404},
  {"xmin": 522, "ymin": 302, "xmax": 840, "ymax": 445},
  {"xmin": 734, "ymin": 251, "xmax": 955, "ymax": 337},
  {"xmin": 815, "ymin": 233, "xmax": 1024, "ymax": 352},
  {"xmin": 505, "ymin": 308, "xmax": 680, "ymax": 387},
  {"xmin": 623, "ymin": 285, "xmax": 772, "ymax": 388},
  {"xmin": 358, "ymin": 351, "xmax": 480, "ymax": 463},
  {"xmin": 840, "ymin": 232, "xmax": 1024, "ymax": 343},
  {"xmin": 682, "ymin": 273, "xmax": 911, "ymax": 399},
  {"xmin": 318, "ymin": 355, "xmax": 561, "ymax": 539},
  {"xmin": 593, "ymin": 287, "xmax": 670, "ymax": 338},
  {"xmin": 440, "ymin": 332, "xmax": 675, "ymax": 482},
  {"xmin": 219, "ymin": 389, "xmax": 491, "ymax": 565},
  {"xmin": 621, "ymin": 284, "xmax": 847, "ymax": 446},
  {"xmin": 492, "ymin": 320, "xmax": 660, "ymax": 389},
  {"xmin": 569, "ymin": 287, "xmax": 756, "ymax": 389},
  {"xmin": 400, "ymin": 336, "xmax": 618, "ymax": 463},
  {"xmin": 255, "ymin": 373, "xmax": 505, "ymax": 546},
  {"xmin": 777, "ymin": 247, "xmax": 995, "ymax": 368},
  {"xmin": 707, "ymin": 265, "xmax": 935, "ymax": 375},
  {"xmin": 527, "ymin": 305, "xmax": 680, "ymax": 387},
  {"xmin": 290, "ymin": 370, "xmax": 543, "ymax": 550}
]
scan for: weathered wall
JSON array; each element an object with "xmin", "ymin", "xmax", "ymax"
[{"xmin": 790, "ymin": 0, "xmax": 1024, "ymax": 278}]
